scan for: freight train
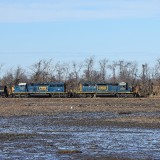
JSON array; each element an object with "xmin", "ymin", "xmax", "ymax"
[{"xmin": 3, "ymin": 81, "xmax": 137, "ymax": 98}]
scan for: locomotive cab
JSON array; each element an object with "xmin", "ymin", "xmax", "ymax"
[
  {"xmin": 118, "ymin": 82, "xmax": 132, "ymax": 92},
  {"xmin": 12, "ymin": 83, "xmax": 28, "ymax": 97},
  {"xmin": 117, "ymin": 82, "xmax": 134, "ymax": 97},
  {"xmin": 13, "ymin": 83, "xmax": 28, "ymax": 93}
]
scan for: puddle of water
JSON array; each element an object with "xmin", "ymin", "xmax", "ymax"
[{"xmin": 0, "ymin": 113, "xmax": 160, "ymax": 160}]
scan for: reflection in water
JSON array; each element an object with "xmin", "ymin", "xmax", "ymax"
[{"xmin": 0, "ymin": 113, "xmax": 160, "ymax": 160}]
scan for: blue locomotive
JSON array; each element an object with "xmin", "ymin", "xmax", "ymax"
[
  {"xmin": 12, "ymin": 82, "xmax": 67, "ymax": 97},
  {"xmin": 12, "ymin": 81, "xmax": 136, "ymax": 98},
  {"xmin": 77, "ymin": 82, "xmax": 135, "ymax": 97}
]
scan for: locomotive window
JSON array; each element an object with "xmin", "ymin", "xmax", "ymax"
[
  {"xmin": 50, "ymin": 84, "xmax": 63, "ymax": 87},
  {"xmin": 120, "ymin": 85, "xmax": 126, "ymax": 90},
  {"xmin": 83, "ymin": 84, "xmax": 89, "ymax": 86},
  {"xmin": 37, "ymin": 84, "xmax": 48, "ymax": 86},
  {"xmin": 83, "ymin": 84, "xmax": 95, "ymax": 87},
  {"xmin": 19, "ymin": 85, "xmax": 26, "ymax": 89},
  {"xmin": 57, "ymin": 84, "xmax": 63, "ymax": 87},
  {"xmin": 50, "ymin": 84, "xmax": 56, "ymax": 87},
  {"xmin": 112, "ymin": 84, "xmax": 118, "ymax": 86}
]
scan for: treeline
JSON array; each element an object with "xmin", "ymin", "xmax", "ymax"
[{"xmin": 0, "ymin": 57, "xmax": 160, "ymax": 96}]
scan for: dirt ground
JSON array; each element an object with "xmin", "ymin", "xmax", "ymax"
[
  {"xmin": 0, "ymin": 97, "xmax": 160, "ymax": 128},
  {"xmin": 0, "ymin": 97, "xmax": 160, "ymax": 160}
]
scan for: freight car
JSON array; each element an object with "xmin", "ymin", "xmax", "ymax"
[
  {"xmin": 11, "ymin": 81, "xmax": 137, "ymax": 98},
  {"xmin": 0, "ymin": 86, "xmax": 8, "ymax": 97},
  {"xmin": 12, "ymin": 82, "xmax": 67, "ymax": 98}
]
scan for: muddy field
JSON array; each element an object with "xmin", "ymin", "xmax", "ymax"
[{"xmin": 0, "ymin": 97, "xmax": 160, "ymax": 159}]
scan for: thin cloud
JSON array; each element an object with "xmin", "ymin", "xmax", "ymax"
[{"xmin": 0, "ymin": 0, "xmax": 159, "ymax": 23}]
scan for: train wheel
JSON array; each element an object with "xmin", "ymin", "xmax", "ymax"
[
  {"xmin": 50, "ymin": 94, "xmax": 55, "ymax": 98},
  {"xmin": 116, "ymin": 94, "xmax": 120, "ymax": 98}
]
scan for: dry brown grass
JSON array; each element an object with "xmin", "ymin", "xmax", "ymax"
[{"xmin": 0, "ymin": 97, "xmax": 160, "ymax": 128}]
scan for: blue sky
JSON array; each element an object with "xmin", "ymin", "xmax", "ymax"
[{"xmin": 0, "ymin": 0, "xmax": 160, "ymax": 73}]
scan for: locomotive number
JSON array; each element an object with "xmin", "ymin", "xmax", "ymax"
[
  {"xmin": 98, "ymin": 86, "xmax": 107, "ymax": 91},
  {"xmin": 39, "ymin": 86, "xmax": 47, "ymax": 91}
]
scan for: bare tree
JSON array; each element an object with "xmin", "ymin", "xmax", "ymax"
[
  {"xmin": 30, "ymin": 59, "xmax": 53, "ymax": 83},
  {"xmin": 117, "ymin": 60, "xmax": 132, "ymax": 82},
  {"xmin": 14, "ymin": 66, "xmax": 28, "ymax": 85},
  {"xmin": 30, "ymin": 60, "xmax": 43, "ymax": 82},
  {"xmin": 140, "ymin": 63, "xmax": 153, "ymax": 96},
  {"xmin": 62, "ymin": 63, "xmax": 70, "ymax": 82},
  {"xmin": 1, "ymin": 71, "xmax": 14, "ymax": 87},
  {"xmin": 154, "ymin": 59, "xmax": 160, "ymax": 84},
  {"xmin": 152, "ymin": 59, "xmax": 160, "ymax": 95},
  {"xmin": 108, "ymin": 61, "xmax": 118, "ymax": 83},
  {"xmin": 114, "ymin": 60, "xmax": 139, "ymax": 84},
  {"xmin": 141, "ymin": 64, "xmax": 151, "ymax": 83},
  {"xmin": 54, "ymin": 62, "xmax": 70, "ymax": 82},
  {"xmin": 72, "ymin": 61, "xmax": 83, "ymax": 82},
  {"xmin": 83, "ymin": 56, "xmax": 95, "ymax": 82},
  {"xmin": 127, "ymin": 61, "xmax": 138, "ymax": 85},
  {"xmin": 0, "ymin": 63, "xmax": 4, "ymax": 83},
  {"xmin": 2, "ymin": 66, "xmax": 27, "ymax": 85},
  {"xmin": 1, "ymin": 66, "xmax": 27, "ymax": 93},
  {"xmin": 99, "ymin": 59, "xmax": 108, "ymax": 82},
  {"xmin": 67, "ymin": 61, "xmax": 83, "ymax": 91}
]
